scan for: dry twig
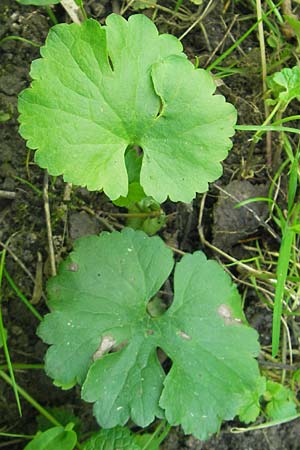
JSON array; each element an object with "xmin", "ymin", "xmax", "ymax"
[
  {"xmin": 43, "ymin": 172, "xmax": 56, "ymax": 277},
  {"xmin": 0, "ymin": 190, "xmax": 16, "ymax": 200}
]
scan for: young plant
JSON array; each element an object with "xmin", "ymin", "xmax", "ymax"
[
  {"xmin": 16, "ymin": 11, "xmax": 264, "ymax": 443},
  {"xmin": 18, "ymin": 13, "xmax": 236, "ymax": 204}
]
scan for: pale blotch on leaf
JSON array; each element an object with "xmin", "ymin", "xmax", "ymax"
[
  {"xmin": 217, "ymin": 304, "xmax": 242, "ymax": 326},
  {"xmin": 177, "ymin": 330, "xmax": 192, "ymax": 340},
  {"xmin": 93, "ymin": 335, "xmax": 116, "ymax": 361},
  {"xmin": 67, "ymin": 262, "xmax": 79, "ymax": 272}
]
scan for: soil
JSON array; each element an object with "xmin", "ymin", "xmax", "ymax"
[{"xmin": 0, "ymin": 1, "xmax": 299, "ymax": 449}]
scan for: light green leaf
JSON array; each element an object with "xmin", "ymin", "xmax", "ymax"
[
  {"xmin": 267, "ymin": 66, "xmax": 300, "ymax": 109},
  {"xmin": 23, "ymin": 426, "xmax": 77, "ymax": 450},
  {"xmin": 83, "ymin": 426, "xmax": 141, "ymax": 450},
  {"xmin": 238, "ymin": 377, "xmax": 266, "ymax": 423},
  {"xmin": 16, "ymin": 0, "xmax": 60, "ymax": 5},
  {"xmin": 18, "ymin": 14, "xmax": 236, "ymax": 203},
  {"xmin": 38, "ymin": 229, "xmax": 262, "ymax": 440},
  {"xmin": 290, "ymin": 223, "xmax": 300, "ymax": 233},
  {"xmin": 264, "ymin": 381, "xmax": 297, "ymax": 420}
]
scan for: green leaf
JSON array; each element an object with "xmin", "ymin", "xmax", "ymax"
[
  {"xmin": 264, "ymin": 381, "xmax": 297, "ymax": 420},
  {"xmin": 83, "ymin": 426, "xmax": 141, "ymax": 450},
  {"xmin": 267, "ymin": 66, "xmax": 300, "ymax": 109},
  {"xmin": 16, "ymin": 0, "xmax": 60, "ymax": 5},
  {"xmin": 23, "ymin": 426, "xmax": 77, "ymax": 450},
  {"xmin": 38, "ymin": 228, "xmax": 262, "ymax": 440},
  {"xmin": 18, "ymin": 14, "xmax": 236, "ymax": 203},
  {"xmin": 290, "ymin": 223, "xmax": 300, "ymax": 233}
]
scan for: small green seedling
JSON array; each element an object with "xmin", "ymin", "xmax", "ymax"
[
  {"xmin": 267, "ymin": 65, "xmax": 300, "ymax": 111},
  {"xmin": 38, "ymin": 228, "xmax": 264, "ymax": 440},
  {"xmin": 264, "ymin": 381, "xmax": 297, "ymax": 421},
  {"xmin": 18, "ymin": 13, "xmax": 236, "ymax": 203}
]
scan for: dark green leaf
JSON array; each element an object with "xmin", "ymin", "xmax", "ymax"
[{"xmin": 39, "ymin": 229, "xmax": 262, "ymax": 439}]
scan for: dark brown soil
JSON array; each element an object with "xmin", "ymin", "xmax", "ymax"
[{"xmin": 1, "ymin": 1, "xmax": 299, "ymax": 449}]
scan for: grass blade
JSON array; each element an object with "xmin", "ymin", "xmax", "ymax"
[
  {"xmin": 272, "ymin": 227, "xmax": 294, "ymax": 357},
  {"xmin": 4, "ymin": 269, "xmax": 42, "ymax": 322},
  {"xmin": 0, "ymin": 250, "xmax": 22, "ymax": 415}
]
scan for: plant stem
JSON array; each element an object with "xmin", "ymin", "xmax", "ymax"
[
  {"xmin": 45, "ymin": 6, "xmax": 58, "ymax": 25},
  {"xmin": 231, "ymin": 413, "xmax": 300, "ymax": 432},
  {"xmin": 0, "ymin": 432, "xmax": 34, "ymax": 439},
  {"xmin": 256, "ymin": 0, "xmax": 272, "ymax": 165},
  {"xmin": 0, "ymin": 363, "xmax": 44, "ymax": 371},
  {"xmin": 0, "ymin": 36, "xmax": 40, "ymax": 48}
]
